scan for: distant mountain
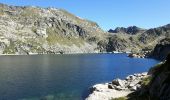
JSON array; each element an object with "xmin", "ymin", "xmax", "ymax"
[
  {"xmin": 106, "ymin": 24, "xmax": 170, "ymax": 53},
  {"xmin": 108, "ymin": 26, "xmax": 145, "ymax": 35}
]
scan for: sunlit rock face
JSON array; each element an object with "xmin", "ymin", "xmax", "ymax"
[
  {"xmin": 1, "ymin": 3, "xmax": 170, "ymax": 55},
  {"xmin": 0, "ymin": 3, "xmax": 106, "ymax": 54}
]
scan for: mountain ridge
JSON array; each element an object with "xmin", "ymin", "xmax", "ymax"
[
  {"xmin": 0, "ymin": 3, "xmax": 170, "ymax": 55},
  {"xmin": 0, "ymin": 3, "xmax": 107, "ymax": 54},
  {"xmin": 108, "ymin": 23, "xmax": 170, "ymax": 53}
]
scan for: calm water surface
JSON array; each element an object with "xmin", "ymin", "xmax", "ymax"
[{"xmin": 0, "ymin": 54, "xmax": 159, "ymax": 100}]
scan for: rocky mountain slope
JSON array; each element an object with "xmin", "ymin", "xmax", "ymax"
[
  {"xmin": 0, "ymin": 3, "xmax": 170, "ymax": 55},
  {"xmin": 108, "ymin": 24, "xmax": 170, "ymax": 53},
  {"xmin": 0, "ymin": 3, "xmax": 107, "ymax": 54}
]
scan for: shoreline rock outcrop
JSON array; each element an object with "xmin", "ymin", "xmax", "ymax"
[
  {"xmin": 150, "ymin": 38, "xmax": 170, "ymax": 60},
  {"xmin": 86, "ymin": 72, "xmax": 148, "ymax": 100},
  {"xmin": 128, "ymin": 53, "xmax": 146, "ymax": 58},
  {"xmin": 86, "ymin": 54, "xmax": 170, "ymax": 100}
]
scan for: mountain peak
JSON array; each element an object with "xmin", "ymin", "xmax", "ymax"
[{"xmin": 108, "ymin": 26, "xmax": 145, "ymax": 35}]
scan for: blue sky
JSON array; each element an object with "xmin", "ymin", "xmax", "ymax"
[{"xmin": 0, "ymin": 0, "xmax": 170, "ymax": 30}]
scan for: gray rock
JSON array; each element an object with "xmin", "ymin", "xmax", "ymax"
[
  {"xmin": 108, "ymin": 84, "xmax": 115, "ymax": 89},
  {"xmin": 129, "ymin": 83, "xmax": 136, "ymax": 88},
  {"xmin": 86, "ymin": 72, "xmax": 148, "ymax": 100},
  {"xmin": 130, "ymin": 86, "xmax": 137, "ymax": 91},
  {"xmin": 126, "ymin": 75, "xmax": 136, "ymax": 81},
  {"xmin": 115, "ymin": 86, "xmax": 124, "ymax": 91},
  {"xmin": 112, "ymin": 78, "xmax": 125, "ymax": 87}
]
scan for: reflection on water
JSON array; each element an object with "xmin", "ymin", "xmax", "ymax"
[{"xmin": 0, "ymin": 54, "xmax": 159, "ymax": 100}]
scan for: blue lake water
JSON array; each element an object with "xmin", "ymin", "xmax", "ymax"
[{"xmin": 0, "ymin": 54, "xmax": 159, "ymax": 100}]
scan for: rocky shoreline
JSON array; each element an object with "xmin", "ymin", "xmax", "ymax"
[
  {"xmin": 128, "ymin": 50, "xmax": 151, "ymax": 58},
  {"xmin": 0, "ymin": 52, "xmax": 127, "ymax": 56},
  {"xmin": 86, "ymin": 72, "xmax": 148, "ymax": 100}
]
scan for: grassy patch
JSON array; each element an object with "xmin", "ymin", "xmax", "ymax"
[
  {"xmin": 59, "ymin": 9, "xmax": 98, "ymax": 27},
  {"xmin": 0, "ymin": 7, "xmax": 4, "ymax": 16},
  {"xmin": 3, "ymin": 41, "xmax": 16, "ymax": 54},
  {"xmin": 46, "ymin": 28, "xmax": 85, "ymax": 46},
  {"xmin": 3, "ymin": 39, "xmax": 46, "ymax": 54},
  {"xmin": 31, "ymin": 26, "xmax": 37, "ymax": 33},
  {"xmin": 149, "ymin": 62, "xmax": 165, "ymax": 76},
  {"xmin": 20, "ymin": 7, "xmax": 40, "ymax": 18},
  {"xmin": 25, "ymin": 39, "xmax": 45, "ymax": 53},
  {"xmin": 112, "ymin": 97, "xmax": 127, "ymax": 100},
  {"xmin": 0, "ymin": 10, "xmax": 4, "ymax": 16},
  {"xmin": 141, "ymin": 76, "xmax": 152, "ymax": 86}
]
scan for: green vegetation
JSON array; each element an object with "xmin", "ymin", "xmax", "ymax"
[
  {"xmin": 46, "ymin": 28, "xmax": 85, "ymax": 46},
  {"xmin": 31, "ymin": 26, "xmax": 37, "ymax": 33},
  {"xmin": 30, "ymin": 46, "xmax": 45, "ymax": 54},
  {"xmin": 112, "ymin": 97, "xmax": 127, "ymax": 100},
  {"xmin": 149, "ymin": 62, "xmax": 165, "ymax": 77},
  {"xmin": 59, "ymin": 9, "xmax": 85, "ymax": 25},
  {"xmin": 59, "ymin": 9, "xmax": 98, "ymax": 27},
  {"xmin": 26, "ymin": 38, "xmax": 42, "ymax": 46},
  {"xmin": 112, "ymin": 76, "xmax": 152, "ymax": 100},
  {"xmin": 152, "ymin": 62, "xmax": 164, "ymax": 70},
  {"xmin": 3, "ymin": 39, "xmax": 45, "ymax": 54},
  {"xmin": 125, "ymin": 59, "xmax": 170, "ymax": 100},
  {"xmin": 85, "ymin": 19, "xmax": 99, "ymax": 27},
  {"xmin": 0, "ymin": 10, "xmax": 4, "ymax": 16},
  {"xmin": 0, "ymin": 6, "xmax": 5, "ymax": 16},
  {"xmin": 141, "ymin": 76, "xmax": 152, "ymax": 86},
  {"xmin": 25, "ymin": 39, "xmax": 45, "ymax": 53},
  {"xmin": 20, "ymin": 7, "xmax": 40, "ymax": 18},
  {"xmin": 3, "ymin": 41, "xmax": 17, "ymax": 54}
]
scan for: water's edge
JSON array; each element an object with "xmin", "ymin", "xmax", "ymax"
[
  {"xmin": 85, "ymin": 72, "xmax": 148, "ymax": 100},
  {"xmin": 0, "ymin": 51, "xmax": 128, "ymax": 56}
]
